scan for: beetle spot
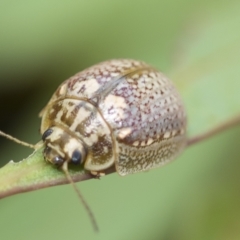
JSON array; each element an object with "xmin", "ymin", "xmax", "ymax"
[
  {"xmin": 53, "ymin": 156, "xmax": 64, "ymax": 166},
  {"xmin": 71, "ymin": 150, "xmax": 82, "ymax": 165},
  {"xmin": 42, "ymin": 128, "xmax": 53, "ymax": 141}
]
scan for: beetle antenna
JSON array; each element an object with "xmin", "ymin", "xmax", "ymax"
[
  {"xmin": 62, "ymin": 161, "xmax": 99, "ymax": 232},
  {"xmin": 0, "ymin": 130, "xmax": 36, "ymax": 149}
]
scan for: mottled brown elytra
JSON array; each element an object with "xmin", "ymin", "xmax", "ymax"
[{"xmin": 0, "ymin": 59, "xmax": 187, "ymax": 231}]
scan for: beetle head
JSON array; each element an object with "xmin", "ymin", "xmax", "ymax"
[{"xmin": 42, "ymin": 126, "xmax": 86, "ymax": 167}]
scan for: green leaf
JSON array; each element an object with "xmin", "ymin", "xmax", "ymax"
[
  {"xmin": 0, "ymin": 145, "xmax": 116, "ymax": 199},
  {"xmin": 0, "ymin": 147, "xmax": 79, "ymax": 198}
]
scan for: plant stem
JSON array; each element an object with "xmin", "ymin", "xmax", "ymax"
[
  {"xmin": 0, "ymin": 114, "xmax": 239, "ymax": 200},
  {"xmin": 187, "ymin": 114, "xmax": 240, "ymax": 147}
]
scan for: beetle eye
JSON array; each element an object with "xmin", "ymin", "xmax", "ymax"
[
  {"xmin": 42, "ymin": 128, "xmax": 53, "ymax": 141},
  {"xmin": 71, "ymin": 150, "xmax": 82, "ymax": 165},
  {"xmin": 52, "ymin": 156, "xmax": 64, "ymax": 166}
]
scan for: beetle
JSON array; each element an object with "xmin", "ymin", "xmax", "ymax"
[{"xmin": 40, "ymin": 59, "xmax": 187, "ymax": 176}]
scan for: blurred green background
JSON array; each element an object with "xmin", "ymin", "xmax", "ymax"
[{"xmin": 0, "ymin": 0, "xmax": 240, "ymax": 239}]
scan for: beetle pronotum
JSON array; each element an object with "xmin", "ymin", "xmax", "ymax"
[{"xmin": 0, "ymin": 59, "xmax": 187, "ymax": 231}]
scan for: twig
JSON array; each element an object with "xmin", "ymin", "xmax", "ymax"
[
  {"xmin": 0, "ymin": 114, "xmax": 239, "ymax": 200},
  {"xmin": 187, "ymin": 114, "xmax": 240, "ymax": 147}
]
